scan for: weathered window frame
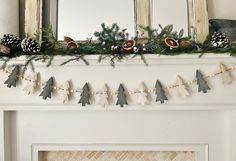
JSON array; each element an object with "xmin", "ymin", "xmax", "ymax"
[{"xmin": 24, "ymin": 0, "xmax": 209, "ymax": 42}]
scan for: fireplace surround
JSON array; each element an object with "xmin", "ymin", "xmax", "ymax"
[
  {"xmin": 42, "ymin": 151, "xmax": 196, "ymax": 161},
  {"xmin": 0, "ymin": 54, "xmax": 236, "ymax": 161},
  {"xmin": 34, "ymin": 144, "xmax": 206, "ymax": 161}
]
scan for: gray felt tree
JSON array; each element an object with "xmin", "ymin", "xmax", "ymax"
[
  {"xmin": 78, "ymin": 83, "xmax": 90, "ymax": 106},
  {"xmin": 39, "ymin": 77, "xmax": 54, "ymax": 100},
  {"xmin": 196, "ymin": 70, "xmax": 210, "ymax": 93},
  {"xmin": 4, "ymin": 65, "xmax": 20, "ymax": 88},
  {"xmin": 155, "ymin": 80, "xmax": 168, "ymax": 104},
  {"xmin": 116, "ymin": 84, "xmax": 128, "ymax": 107}
]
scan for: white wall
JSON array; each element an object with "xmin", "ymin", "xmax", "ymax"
[{"xmin": 208, "ymin": 0, "xmax": 236, "ymax": 20}]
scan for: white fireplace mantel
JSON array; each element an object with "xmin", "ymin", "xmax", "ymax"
[
  {"xmin": 1, "ymin": 53, "xmax": 236, "ymax": 110},
  {"xmin": 0, "ymin": 54, "xmax": 236, "ymax": 161}
]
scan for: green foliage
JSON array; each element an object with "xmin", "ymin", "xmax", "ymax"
[
  {"xmin": 140, "ymin": 24, "xmax": 191, "ymax": 54},
  {"xmin": 141, "ymin": 24, "xmax": 186, "ymax": 44},
  {"xmin": 0, "ymin": 23, "xmax": 236, "ymax": 69},
  {"xmin": 94, "ymin": 23, "xmax": 129, "ymax": 46}
]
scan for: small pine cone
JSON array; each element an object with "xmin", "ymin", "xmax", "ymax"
[
  {"xmin": 0, "ymin": 34, "xmax": 21, "ymax": 49},
  {"xmin": 21, "ymin": 37, "xmax": 41, "ymax": 53},
  {"xmin": 211, "ymin": 32, "xmax": 230, "ymax": 48}
]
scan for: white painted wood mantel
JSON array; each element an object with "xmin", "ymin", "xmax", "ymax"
[{"xmin": 0, "ymin": 54, "xmax": 236, "ymax": 161}]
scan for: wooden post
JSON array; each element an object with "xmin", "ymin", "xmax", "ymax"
[
  {"xmin": 24, "ymin": 0, "xmax": 43, "ymax": 39},
  {"xmin": 188, "ymin": 0, "xmax": 209, "ymax": 43},
  {"xmin": 135, "ymin": 0, "xmax": 151, "ymax": 38}
]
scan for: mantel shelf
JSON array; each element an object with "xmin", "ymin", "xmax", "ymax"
[{"xmin": 5, "ymin": 53, "xmax": 235, "ymax": 67}]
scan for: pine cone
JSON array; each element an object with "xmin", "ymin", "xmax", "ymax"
[
  {"xmin": 211, "ymin": 32, "xmax": 230, "ymax": 48},
  {"xmin": 21, "ymin": 38, "xmax": 41, "ymax": 53},
  {"xmin": 0, "ymin": 34, "xmax": 21, "ymax": 49}
]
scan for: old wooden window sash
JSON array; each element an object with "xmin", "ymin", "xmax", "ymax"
[{"xmin": 25, "ymin": 0, "xmax": 208, "ymax": 42}]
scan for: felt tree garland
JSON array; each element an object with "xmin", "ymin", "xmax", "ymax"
[
  {"xmin": 155, "ymin": 80, "xmax": 168, "ymax": 104},
  {"xmin": 116, "ymin": 84, "xmax": 128, "ymax": 107},
  {"xmin": 0, "ymin": 63, "xmax": 236, "ymax": 106},
  {"xmin": 78, "ymin": 83, "xmax": 90, "ymax": 106},
  {"xmin": 39, "ymin": 77, "xmax": 54, "ymax": 100},
  {"xmin": 4, "ymin": 65, "xmax": 20, "ymax": 88},
  {"xmin": 196, "ymin": 70, "xmax": 211, "ymax": 93}
]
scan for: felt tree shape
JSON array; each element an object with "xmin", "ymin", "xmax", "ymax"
[
  {"xmin": 136, "ymin": 82, "xmax": 148, "ymax": 105},
  {"xmin": 23, "ymin": 72, "xmax": 38, "ymax": 95},
  {"xmin": 219, "ymin": 63, "xmax": 233, "ymax": 84},
  {"xmin": 116, "ymin": 84, "xmax": 128, "ymax": 107},
  {"xmin": 78, "ymin": 83, "xmax": 90, "ymax": 106},
  {"xmin": 4, "ymin": 65, "xmax": 20, "ymax": 88},
  {"xmin": 61, "ymin": 81, "xmax": 70, "ymax": 104},
  {"xmin": 176, "ymin": 75, "xmax": 190, "ymax": 98},
  {"xmin": 196, "ymin": 70, "xmax": 210, "ymax": 93},
  {"xmin": 155, "ymin": 80, "xmax": 168, "ymax": 104},
  {"xmin": 98, "ymin": 84, "xmax": 109, "ymax": 107},
  {"xmin": 39, "ymin": 77, "xmax": 54, "ymax": 100}
]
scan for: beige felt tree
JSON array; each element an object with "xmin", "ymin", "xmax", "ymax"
[
  {"xmin": 136, "ymin": 82, "xmax": 148, "ymax": 105},
  {"xmin": 61, "ymin": 81, "xmax": 70, "ymax": 104},
  {"xmin": 98, "ymin": 85, "xmax": 109, "ymax": 107},
  {"xmin": 219, "ymin": 63, "xmax": 234, "ymax": 84},
  {"xmin": 176, "ymin": 75, "xmax": 190, "ymax": 98},
  {"xmin": 23, "ymin": 72, "xmax": 38, "ymax": 95}
]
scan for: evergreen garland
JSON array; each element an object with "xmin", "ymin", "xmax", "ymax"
[{"xmin": 1, "ymin": 23, "xmax": 236, "ymax": 70}]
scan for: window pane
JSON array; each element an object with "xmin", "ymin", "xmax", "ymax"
[
  {"xmin": 58, "ymin": 0, "xmax": 135, "ymax": 40},
  {"xmin": 152, "ymin": 0, "xmax": 189, "ymax": 36}
]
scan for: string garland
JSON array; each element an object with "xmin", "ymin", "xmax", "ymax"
[
  {"xmin": 0, "ymin": 63, "xmax": 235, "ymax": 105},
  {"xmin": 1, "ymin": 65, "xmax": 235, "ymax": 94}
]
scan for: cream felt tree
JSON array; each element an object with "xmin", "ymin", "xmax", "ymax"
[
  {"xmin": 61, "ymin": 81, "xmax": 70, "ymax": 104},
  {"xmin": 176, "ymin": 75, "xmax": 190, "ymax": 98},
  {"xmin": 136, "ymin": 82, "xmax": 148, "ymax": 105},
  {"xmin": 219, "ymin": 63, "xmax": 234, "ymax": 84},
  {"xmin": 23, "ymin": 72, "xmax": 38, "ymax": 95},
  {"xmin": 98, "ymin": 84, "xmax": 109, "ymax": 107}
]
